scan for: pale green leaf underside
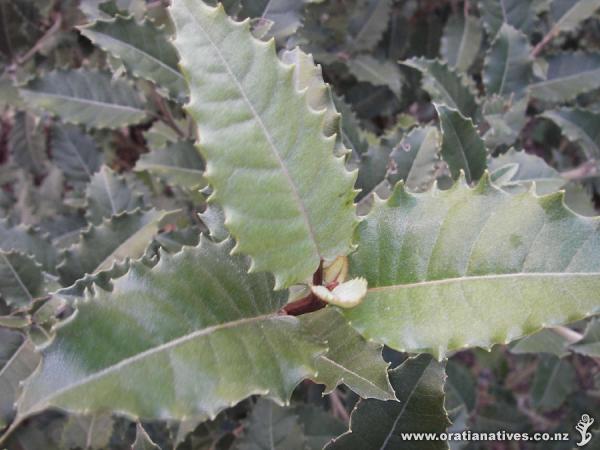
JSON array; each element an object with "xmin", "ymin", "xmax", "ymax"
[
  {"xmin": 344, "ymin": 175, "xmax": 600, "ymax": 359},
  {"xmin": 18, "ymin": 239, "xmax": 325, "ymax": 420},
  {"xmin": 171, "ymin": 1, "xmax": 357, "ymax": 288}
]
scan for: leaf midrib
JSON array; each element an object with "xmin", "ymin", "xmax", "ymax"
[
  {"xmin": 320, "ymin": 355, "xmax": 391, "ymax": 398},
  {"xmin": 21, "ymin": 91, "xmax": 145, "ymax": 114}
]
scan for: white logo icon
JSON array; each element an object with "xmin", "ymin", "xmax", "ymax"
[{"xmin": 575, "ymin": 414, "xmax": 594, "ymax": 447}]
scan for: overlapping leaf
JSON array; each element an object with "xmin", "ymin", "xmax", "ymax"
[
  {"xmin": 171, "ymin": 0, "xmax": 357, "ymax": 288},
  {"xmin": 542, "ymin": 108, "xmax": 600, "ymax": 157},
  {"xmin": 9, "ymin": 112, "xmax": 48, "ymax": 177},
  {"xmin": 50, "ymin": 124, "xmax": 102, "ymax": 184},
  {"xmin": 479, "ymin": 0, "xmax": 537, "ymax": 36},
  {"xmin": 441, "ymin": 14, "xmax": 482, "ymax": 72},
  {"xmin": 0, "ymin": 251, "xmax": 45, "ymax": 307}
]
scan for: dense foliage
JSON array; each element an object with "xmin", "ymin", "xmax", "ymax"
[{"xmin": 0, "ymin": 0, "xmax": 599, "ymax": 448}]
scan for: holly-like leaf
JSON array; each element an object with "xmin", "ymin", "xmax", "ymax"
[
  {"xmin": 530, "ymin": 53, "xmax": 600, "ymax": 102},
  {"xmin": 326, "ymin": 355, "xmax": 450, "ymax": 450},
  {"xmin": 20, "ymin": 69, "xmax": 148, "ymax": 129},
  {"xmin": 79, "ymin": 16, "xmax": 187, "ymax": 101},
  {"xmin": 60, "ymin": 414, "xmax": 115, "ymax": 450},
  {"xmin": 435, "ymin": 104, "xmax": 487, "ymax": 183},
  {"xmin": 57, "ymin": 209, "xmax": 172, "ymax": 287},
  {"xmin": 570, "ymin": 318, "xmax": 600, "ymax": 357},
  {"xmin": 482, "ymin": 95, "xmax": 528, "ymax": 149},
  {"xmin": 542, "ymin": 107, "xmax": 600, "ymax": 158},
  {"xmin": 294, "ymin": 405, "xmax": 346, "ymax": 450},
  {"xmin": 9, "ymin": 112, "xmax": 48, "ymax": 178},
  {"xmin": 549, "ymin": 0, "xmax": 600, "ymax": 35},
  {"xmin": 50, "ymin": 124, "xmax": 102, "ymax": 184},
  {"xmin": 531, "ymin": 355, "xmax": 575, "ymax": 411},
  {"xmin": 346, "ymin": 0, "xmax": 392, "ymax": 52},
  {"xmin": 171, "ymin": 1, "xmax": 357, "ymax": 288},
  {"xmin": 479, "ymin": 0, "xmax": 537, "ymax": 36},
  {"xmin": 0, "ymin": 219, "xmax": 58, "ymax": 274},
  {"xmin": 343, "ymin": 175, "xmax": 600, "ymax": 359},
  {"xmin": 483, "ymin": 23, "xmax": 532, "ymax": 99},
  {"xmin": 441, "ymin": 14, "xmax": 482, "ymax": 72},
  {"xmin": 346, "ymin": 56, "xmax": 403, "ymax": 97},
  {"xmin": 300, "ymin": 307, "xmax": 395, "ymax": 400},
  {"xmin": 402, "ymin": 58, "xmax": 478, "ymax": 118},
  {"xmin": 509, "ymin": 328, "xmax": 570, "ymax": 357},
  {"xmin": 132, "ymin": 423, "xmax": 161, "ymax": 450},
  {"xmin": 17, "ymin": 238, "xmax": 325, "ymax": 421},
  {"xmin": 135, "ymin": 141, "xmax": 206, "ymax": 190},
  {"xmin": 0, "ymin": 251, "xmax": 45, "ymax": 307}
]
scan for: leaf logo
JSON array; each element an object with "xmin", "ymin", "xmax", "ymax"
[{"xmin": 575, "ymin": 414, "xmax": 594, "ymax": 447}]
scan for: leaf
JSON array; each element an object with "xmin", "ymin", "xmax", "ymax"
[
  {"xmin": 293, "ymin": 405, "xmax": 346, "ymax": 450},
  {"xmin": 570, "ymin": 317, "xmax": 600, "ymax": 357},
  {"xmin": 0, "ymin": 219, "xmax": 58, "ymax": 273},
  {"xmin": 401, "ymin": 58, "xmax": 478, "ymax": 118},
  {"xmin": 171, "ymin": 1, "xmax": 357, "ymax": 288},
  {"xmin": 482, "ymin": 95, "xmax": 528, "ymax": 150},
  {"xmin": 542, "ymin": 108, "xmax": 600, "ymax": 158},
  {"xmin": 509, "ymin": 328, "xmax": 570, "ymax": 357},
  {"xmin": 0, "ymin": 251, "xmax": 45, "ymax": 307},
  {"xmin": 342, "ymin": 175, "xmax": 600, "ymax": 359},
  {"xmin": 85, "ymin": 166, "xmax": 147, "ymax": 224},
  {"xmin": 240, "ymin": 0, "xmax": 311, "ymax": 41},
  {"xmin": 355, "ymin": 133, "xmax": 394, "ymax": 201},
  {"xmin": 479, "ymin": 0, "xmax": 537, "ymax": 36},
  {"xmin": 387, "ymin": 125, "xmax": 440, "ymax": 191},
  {"xmin": 57, "ymin": 209, "xmax": 172, "ymax": 287},
  {"xmin": 17, "ymin": 238, "xmax": 325, "ymax": 421},
  {"xmin": 445, "ymin": 360, "xmax": 476, "ymax": 414},
  {"xmin": 346, "ymin": 56, "xmax": 402, "ymax": 97},
  {"xmin": 346, "ymin": 0, "xmax": 392, "ymax": 52},
  {"xmin": 79, "ymin": 16, "xmax": 187, "ymax": 101},
  {"xmin": 132, "ymin": 423, "xmax": 161, "ymax": 450},
  {"xmin": 326, "ymin": 355, "xmax": 450, "ymax": 450},
  {"xmin": 50, "ymin": 124, "xmax": 102, "ymax": 184},
  {"xmin": 0, "ymin": 330, "xmax": 39, "ymax": 430},
  {"xmin": 549, "ymin": 0, "xmax": 600, "ymax": 34},
  {"xmin": 531, "ymin": 355, "xmax": 575, "ymax": 411},
  {"xmin": 300, "ymin": 307, "xmax": 395, "ymax": 400},
  {"xmin": 483, "ymin": 24, "xmax": 533, "ymax": 99},
  {"xmin": 530, "ymin": 52, "xmax": 600, "ymax": 102},
  {"xmin": 441, "ymin": 14, "xmax": 483, "ymax": 72},
  {"xmin": 9, "ymin": 112, "xmax": 48, "ymax": 178},
  {"xmin": 435, "ymin": 104, "xmax": 487, "ymax": 183},
  {"xmin": 60, "ymin": 414, "xmax": 115, "ymax": 450},
  {"xmin": 235, "ymin": 399, "xmax": 306, "ymax": 450},
  {"xmin": 135, "ymin": 141, "xmax": 206, "ymax": 190},
  {"xmin": 20, "ymin": 69, "xmax": 148, "ymax": 129}
]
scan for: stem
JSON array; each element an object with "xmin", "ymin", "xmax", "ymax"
[
  {"xmin": 16, "ymin": 12, "xmax": 62, "ymax": 66},
  {"xmin": 282, "ymin": 262, "xmax": 326, "ymax": 315},
  {"xmin": 151, "ymin": 91, "xmax": 185, "ymax": 139},
  {"xmin": 531, "ymin": 25, "xmax": 559, "ymax": 58},
  {"xmin": 329, "ymin": 390, "xmax": 350, "ymax": 423},
  {"xmin": 550, "ymin": 325, "xmax": 582, "ymax": 344},
  {"xmin": 561, "ymin": 160, "xmax": 598, "ymax": 181}
]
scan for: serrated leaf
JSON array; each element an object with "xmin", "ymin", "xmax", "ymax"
[
  {"xmin": 0, "ymin": 330, "xmax": 39, "ymax": 430},
  {"xmin": 509, "ymin": 328, "xmax": 570, "ymax": 356},
  {"xmin": 441, "ymin": 14, "xmax": 482, "ymax": 72},
  {"xmin": 482, "ymin": 96, "xmax": 528, "ymax": 149},
  {"xmin": 294, "ymin": 405, "xmax": 346, "ymax": 450},
  {"xmin": 171, "ymin": 1, "xmax": 357, "ymax": 288},
  {"xmin": 80, "ymin": 16, "xmax": 187, "ymax": 101},
  {"xmin": 347, "ymin": 56, "xmax": 402, "ymax": 97},
  {"xmin": 9, "ymin": 112, "xmax": 48, "ymax": 178},
  {"xmin": 342, "ymin": 175, "xmax": 600, "ymax": 359},
  {"xmin": 436, "ymin": 104, "xmax": 487, "ymax": 183},
  {"xmin": 20, "ymin": 69, "xmax": 148, "ymax": 129},
  {"xmin": 50, "ymin": 124, "xmax": 102, "ymax": 184},
  {"xmin": 530, "ymin": 53, "xmax": 600, "ymax": 102},
  {"xmin": 479, "ymin": 0, "xmax": 537, "ymax": 36},
  {"xmin": 57, "ymin": 209, "xmax": 172, "ymax": 287},
  {"xmin": 135, "ymin": 140, "xmax": 206, "ymax": 190},
  {"xmin": 570, "ymin": 318, "xmax": 600, "ymax": 356},
  {"xmin": 333, "ymin": 95, "xmax": 368, "ymax": 156},
  {"xmin": 236, "ymin": 399, "xmax": 306, "ymax": 450},
  {"xmin": 0, "ymin": 251, "xmax": 45, "ymax": 307},
  {"xmin": 326, "ymin": 355, "xmax": 450, "ymax": 450},
  {"xmin": 550, "ymin": 0, "xmax": 600, "ymax": 34},
  {"xmin": 542, "ymin": 108, "xmax": 600, "ymax": 157},
  {"xmin": 240, "ymin": 0, "xmax": 310, "ymax": 41},
  {"xmin": 387, "ymin": 125, "xmax": 440, "ymax": 191},
  {"xmin": 346, "ymin": 0, "xmax": 392, "ymax": 52},
  {"xmin": 445, "ymin": 360, "xmax": 476, "ymax": 414},
  {"xmin": 483, "ymin": 24, "xmax": 533, "ymax": 99},
  {"xmin": 17, "ymin": 238, "xmax": 325, "ymax": 421},
  {"xmin": 402, "ymin": 58, "xmax": 478, "ymax": 118},
  {"xmin": 85, "ymin": 166, "xmax": 147, "ymax": 224},
  {"xmin": 60, "ymin": 414, "xmax": 115, "ymax": 450},
  {"xmin": 300, "ymin": 307, "xmax": 395, "ymax": 400},
  {"xmin": 531, "ymin": 355, "xmax": 575, "ymax": 411},
  {"xmin": 0, "ymin": 219, "xmax": 58, "ymax": 273},
  {"xmin": 132, "ymin": 423, "xmax": 161, "ymax": 450}
]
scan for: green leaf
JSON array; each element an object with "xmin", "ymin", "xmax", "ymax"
[
  {"xmin": 0, "ymin": 219, "xmax": 58, "ymax": 274},
  {"xmin": 530, "ymin": 53, "xmax": 600, "ymax": 102},
  {"xmin": 20, "ymin": 69, "xmax": 148, "ymax": 129},
  {"xmin": 401, "ymin": 58, "xmax": 478, "ymax": 118},
  {"xmin": 0, "ymin": 251, "xmax": 45, "ymax": 307},
  {"xmin": 326, "ymin": 355, "xmax": 450, "ymax": 450},
  {"xmin": 57, "ymin": 209, "xmax": 172, "ymax": 287},
  {"xmin": 347, "ymin": 56, "xmax": 402, "ymax": 97},
  {"xmin": 343, "ymin": 175, "xmax": 600, "ymax": 359},
  {"xmin": 483, "ymin": 24, "xmax": 533, "ymax": 99},
  {"xmin": 387, "ymin": 125, "xmax": 440, "ymax": 192},
  {"xmin": 479, "ymin": 0, "xmax": 537, "ymax": 36},
  {"xmin": 445, "ymin": 360, "xmax": 476, "ymax": 413},
  {"xmin": 17, "ymin": 238, "xmax": 325, "ymax": 421},
  {"xmin": 441, "ymin": 14, "xmax": 483, "ymax": 72},
  {"xmin": 171, "ymin": 1, "xmax": 357, "ymax": 288},
  {"xmin": 531, "ymin": 355, "xmax": 575, "ymax": 411},
  {"xmin": 300, "ymin": 307, "xmax": 395, "ymax": 400},
  {"xmin": 294, "ymin": 405, "xmax": 346, "ymax": 450},
  {"xmin": 482, "ymin": 96, "xmax": 528, "ymax": 149},
  {"xmin": 435, "ymin": 104, "xmax": 487, "ymax": 183},
  {"xmin": 542, "ymin": 108, "xmax": 600, "ymax": 158},
  {"xmin": 132, "ymin": 423, "xmax": 161, "ymax": 450},
  {"xmin": 60, "ymin": 414, "xmax": 115, "ymax": 450},
  {"xmin": 550, "ymin": 0, "xmax": 600, "ymax": 34},
  {"xmin": 509, "ymin": 328, "xmax": 570, "ymax": 357},
  {"xmin": 85, "ymin": 166, "xmax": 147, "ymax": 224},
  {"xmin": 9, "ymin": 112, "xmax": 48, "ymax": 178},
  {"xmin": 236, "ymin": 399, "xmax": 306, "ymax": 450},
  {"xmin": 346, "ymin": 0, "xmax": 392, "ymax": 52},
  {"xmin": 50, "ymin": 124, "xmax": 102, "ymax": 184},
  {"xmin": 570, "ymin": 318, "xmax": 600, "ymax": 356},
  {"xmin": 135, "ymin": 141, "xmax": 206, "ymax": 190},
  {"xmin": 0, "ymin": 330, "xmax": 39, "ymax": 430},
  {"xmin": 79, "ymin": 16, "xmax": 187, "ymax": 101}
]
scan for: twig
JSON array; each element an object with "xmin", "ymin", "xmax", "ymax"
[
  {"xmin": 151, "ymin": 91, "xmax": 185, "ymax": 139},
  {"xmin": 531, "ymin": 25, "xmax": 559, "ymax": 58},
  {"xmin": 16, "ymin": 12, "xmax": 63, "ymax": 66},
  {"xmin": 329, "ymin": 390, "xmax": 350, "ymax": 423},
  {"xmin": 561, "ymin": 160, "xmax": 598, "ymax": 181},
  {"xmin": 550, "ymin": 325, "xmax": 582, "ymax": 344},
  {"xmin": 463, "ymin": 0, "xmax": 470, "ymax": 17}
]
